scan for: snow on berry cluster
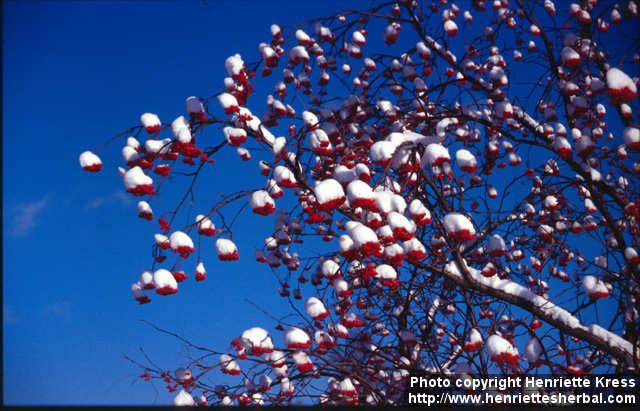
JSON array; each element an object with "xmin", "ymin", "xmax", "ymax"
[{"xmin": 81, "ymin": 0, "xmax": 640, "ymax": 405}]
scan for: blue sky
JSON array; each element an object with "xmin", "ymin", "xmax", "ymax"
[
  {"xmin": 2, "ymin": 0, "xmax": 349, "ymax": 405},
  {"xmin": 3, "ymin": 0, "xmax": 636, "ymax": 405}
]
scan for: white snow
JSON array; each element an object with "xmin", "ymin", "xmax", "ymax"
[
  {"xmin": 444, "ymin": 260, "xmax": 634, "ymax": 360},
  {"xmin": 606, "ymin": 68, "xmax": 637, "ymax": 99},
  {"xmin": 225, "ymin": 54, "xmax": 245, "ymax": 77},
  {"xmin": 315, "ymin": 330, "xmax": 335, "ymax": 348},
  {"xmin": 355, "ymin": 163, "xmax": 370, "ymax": 181},
  {"xmin": 623, "ymin": 127, "xmax": 639, "ymax": 149},
  {"xmin": 126, "ymin": 136, "xmax": 140, "ymax": 150},
  {"xmin": 468, "ymin": 328, "xmax": 482, "ymax": 344},
  {"xmin": 624, "ymin": 247, "xmax": 638, "ymax": 262},
  {"xmin": 131, "ymin": 282, "xmax": 146, "ymax": 300},
  {"xmin": 370, "ymin": 140, "xmax": 397, "ymax": 165},
  {"xmin": 416, "ymin": 41, "xmax": 431, "ymax": 58},
  {"xmin": 140, "ymin": 113, "xmax": 161, "ymax": 131},
  {"xmin": 495, "ymin": 101, "xmax": 514, "ymax": 119},
  {"xmin": 374, "ymin": 190, "xmax": 406, "ymax": 215},
  {"xmin": 174, "ymin": 389, "xmax": 195, "ymax": 406},
  {"xmin": 273, "ymin": 165, "xmax": 297, "ymax": 188},
  {"xmin": 339, "ymin": 234, "xmax": 355, "ymax": 255},
  {"xmin": 377, "ymin": 224, "xmax": 393, "ymax": 241},
  {"xmin": 215, "ymin": 238, "xmax": 238, "ymax": 260},
  {"xmin": 240, "ymin": 327, "xmax": 274, "ymax": 353},
  {"xmin": 137, "ymin": 201, "xmax": 153, "ymax": 218},
  {"xmin": 152, "ymin": 269, "xmax": 177, "ymax": 293},
  {"xmin": 195, "ymin": 262, "xmax": 206, "ymax": 277},
  {"xmin": 388, "ymin": 211, "xmax": 416, "ymax": 238},
  {"xmin": 455, "ymin": 149, "xmax": 477, "ymax": 172},
  {"xmin": 270, "ymin": 24, "xmax": 281, "ymax": 37},
  {"xmin": 292, "ymin": 350, "xmax": 312, "ymax": 370},
  {"xmin": 144, "ymin": 138, "xmax": 171, "ymax": 155},
  {"xmin": 154, "ymin": 233, "xmax": 169, "ymax": 247},
  {"xmin": 169, "ymin": 231, "xmax": 194, "ymax": 253},
  {"xmin": 266, "ymin": 350, "xmax": 287, "ymax": 369},
  {"xmin": 218, "ymin": 93, "xmax": 239, "ymax": 113},
  {"xmin": 79, "ymin": 150, "xmax": 102, "ymax": 171},
  {"xmin": 561, "ymin": 46, "xmax": 580, "ymax": 66},
  {"xmin": 582, "ymin": 275, "xmax": 609, "ymax": 298},
  {"xmin": 265, "ymin": 179, "xmax": 283, "ymax": 198},
  {"xmin": 285, "ymin": 327, "xmax": 311, "ymax": 349},
  {"xmin": 295, "ymin": 29, "xmax": 312, "ymax": 44},
  {"xmin": 321, "ymin": 259, "xmax": 341, "ymax": 279},
  {"xmin": 122, "ymin": 146, "xmax": 139, "ymax": 164},
  {"xmin": 544, "ymin": 195, "xmax": 558, "ymax": 209},
  {"xmin": 352, "ymin": 30, "xmax": 366, "ymax": 45},
  {"xmin": 223, "ymin": 127, "xmax": 247, "ymax": 146},
  {"xmin": 302, "ymin": 110, "xmax": 319, "ymax": 129},
  {"xmin": 314, "ymin": 179, "xmax": 345, "ymax": 210},
  {"xmin": 249, "ymin": 190, "xmax": 275, "ymax": 215},
  {"xmin": 289, "ymin": 46, "xmax": 310, "ymax": 64},
  {"xmin": 333, "ymin": 278, "xmax": 350, "ymax": 296},
  {"xmin": 486, "ymin": 334, "xmax": 518, "ymax": 361},
  {"xmin": 553, "ymin": 136, "xmax": 572, "ymax": 156},
  {"xmin": 348, "ymin": 222, "xmax": 380, "ymax": 250},
  {"xmin": 260, "ymin": 43, "xmax": 277, "ymax": 65},
  {"xmin": 171, "ymin": 116, "xmax": 192, "ymax": 143},
  {"xmin": 280, "ymin": 378, "xmax": 294, "ymax": 396},
  {"xmin": 402, "ymin": 238, "xmax": 426, "ymax": 260},
  {"xmin": 140, "ymin": 271, "xmax": 154, "ymax": 289},
  {"xmin": 339, "ymin": 377, "xmax": 356, "ymax": 395},
  {"xmin": 195, "ymin": 214, "xmax": 215, "ymax": 235},
  {"xmin": 123, "ymin": 166, "xmax": 153, "ymax": 192},
  {"xmin": 305, "ymin": 297, "xmax": 328, "ymax": 320},
  {"xmin": 330, "ymin": 323, "xmax": 349, "ymax": 338},
  {"xmin": 444, "ymin": 19, "xmax": 458, "ymax": 36},
  {"xmin": 487, "ymin": 234, "xmax": 506, "ymax": 255},
  {"xmin": 589, "ymin": 324, "xmax": 634, "ymax": 357},
  {"xmin": 443, "ymin": 213, "xmax": 476, "ymax": 240},
  {"xmin": 375, "ymin": 264, "xmax": 397, "ymax": 283},
  {"xmin": 186, "ymin": 96, "xmax": 204, "ymax": 115},
  {"xmin": 310, "ymin": 129, "xmax": 332, "ymax": 154},
  {"xmin": 219, "ymin": 354, "xmax": 241, "ymax": 375},
  {"xmin": 423, "ymin": 143, "xmax": 451, "ymax": 166},
  {"xmin": 346, "ymin": 180, "xmax": 375, "ymax": 208},
  {"xmin": 385, "ymin": 243, "xmax": 404, "ymax": 258},
  {"xmin": 525, "ymin": 337, "xmax": 543, "ymax": 364},
  {"xmin": 409, "ymin": 199, "xmax": 431, "ymax": 223},
  {"xmin": 384, "ymin": 22, "xmax": 400, "ymax": 44}
]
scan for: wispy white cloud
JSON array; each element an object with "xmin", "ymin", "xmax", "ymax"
[
  {"xmin": 84, "ymin": 197, "xmax": 106, "ymax": 210},
  {"xmin": 84, "ymin": 190, "xmax": 132, "ymax": 211},
  {"xmin": 7, "ymin": 195, "xmax": 50, "ymax": 237}
]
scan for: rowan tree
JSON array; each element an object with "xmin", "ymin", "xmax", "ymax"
[{"xmin": 79, "ymin": 0, "xmax": 640, "ymax": 406}]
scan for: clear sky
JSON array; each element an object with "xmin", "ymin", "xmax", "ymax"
[
  {"xmin": 2, "ymin": 0, "xmax": 349, "ymax": 405},
  {"xmin": 3, "ymin": 0, "xmax": 634, "ymax": 406}
]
